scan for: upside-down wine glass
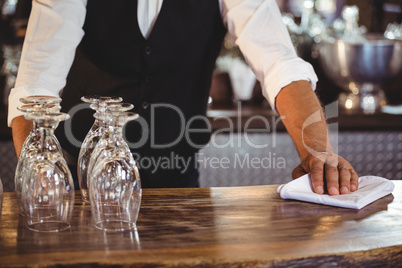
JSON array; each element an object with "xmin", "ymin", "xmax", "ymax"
[
  {"xmin": 88, "ymin": 111, "xmax": 141, "ymax": 231},
  {"xmin": 22, "ymin": 112, "xmax": 74, "ymax": 232},
  {"xmin": 77, "ymin": 96, "xmax": 127, "ymax": 203},
  {"xmin": 15, "ymin": 99, "xmax": 62, "ymax": 216}
]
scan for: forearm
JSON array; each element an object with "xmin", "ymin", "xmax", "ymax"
[
  {"xmin": 276, "ymin": 80, "xmax": 333, "ymax": 160},
  {"xmin": 12, "ymin": 116, "xmax": 33, "ymax": 158}
]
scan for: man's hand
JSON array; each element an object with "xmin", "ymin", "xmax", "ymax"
[
  {"xmin": 12, "ymin": 115, "xmax": 33, "ymax": 158},
  {"xmin": 292, "ymin": 152, "xmax": 359, "ymax": 195},
  {"xmin": 275, "ymin": 80, "xmax": 359, "ymax": 195}
]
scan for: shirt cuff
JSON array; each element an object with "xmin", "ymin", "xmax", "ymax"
[
  {"xmin": 7, "ymin": 86, "xmax": 60, "ymax": 127},
  {"xmin": 261, "ymin": 58, "xmax": 318, "ymax": 112}
]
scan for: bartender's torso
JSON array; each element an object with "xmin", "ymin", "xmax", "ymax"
[{"xmin": 55, "ymin": 0, "xmax": 227, "ymax": 187}]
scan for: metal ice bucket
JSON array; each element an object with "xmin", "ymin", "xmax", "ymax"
[{"xmin": 317, "ymin": 34, "xmax": 402, "ymax": 113}]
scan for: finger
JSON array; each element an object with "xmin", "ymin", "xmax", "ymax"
[
  {"xmin": 350, "ymin": 169, "xmax": 359, "ymax": 191},
  {"xmin": 325, "ymin": 158, "xmax": 339, "ymax": 196},
  {"xmin": 292, "ymin": 165, "xmax": 307, "ymax": 180},
  {"xmin": 310, "ymin": 160, "xmax": 325, "ymax": 194},
  {"xmin": 338, "ymin": 163, "xmax": 351, "ymax": 194}
]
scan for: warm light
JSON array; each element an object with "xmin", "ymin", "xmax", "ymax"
[
  {"xmin": 345, "ymin": 99, "xmax": 353, "ymax": 109},
  {"xmin": 348, "ymin": 83, "xmax": 359, "ymax": 95}
]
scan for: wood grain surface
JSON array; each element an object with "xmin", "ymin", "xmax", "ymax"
[{"xmin": 0, "ymin": 182, "xmax": 401, "ymax": 267}]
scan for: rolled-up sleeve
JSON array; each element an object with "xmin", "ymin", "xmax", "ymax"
[
  {"xmin": 220, "ymin": 0, "xmax": 318, "ymax": 110},
  {"xmin": 8, "ymin": 0, "xmax": 87, "ymax": 126}
]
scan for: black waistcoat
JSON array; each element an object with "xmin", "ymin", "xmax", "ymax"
[{"xmin": 55, "ymin": 0, "xmax": 227, "ymax": 187}]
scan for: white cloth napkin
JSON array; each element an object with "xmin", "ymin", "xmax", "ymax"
[{"xmin": 277, "ymin": 174, "xmax": 395, "ymax": 209}]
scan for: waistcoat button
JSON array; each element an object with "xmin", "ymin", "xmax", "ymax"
[{"xmin": 145, "ymin": 45, "xmax": 152, "ymax": 55}]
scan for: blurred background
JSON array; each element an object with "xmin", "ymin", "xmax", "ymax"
[{"xmin": 0, "ymin": 0, "xmax": 401, "ymax": 191}]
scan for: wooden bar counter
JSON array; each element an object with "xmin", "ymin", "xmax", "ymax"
[{"xmin": 0, "ymin": 182, "xmax": 401, "ymax": 267}]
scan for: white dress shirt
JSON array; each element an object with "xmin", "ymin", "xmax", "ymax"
[{"xmin": 8, "ymin": 0, "xmax": 318, "ymax": 126}]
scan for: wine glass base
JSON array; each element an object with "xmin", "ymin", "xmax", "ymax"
[
  {"xmin": 27, "ymin": 221, "xmax": 71, "ymax": 232},
  {"xmin": 94, "ymin": 220, "xmax": 137, "ymax": 232}
]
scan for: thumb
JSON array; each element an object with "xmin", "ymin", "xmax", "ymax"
[{"xmin": 292, "ymin": 165, "xmax": 307, "ymax": 180}]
